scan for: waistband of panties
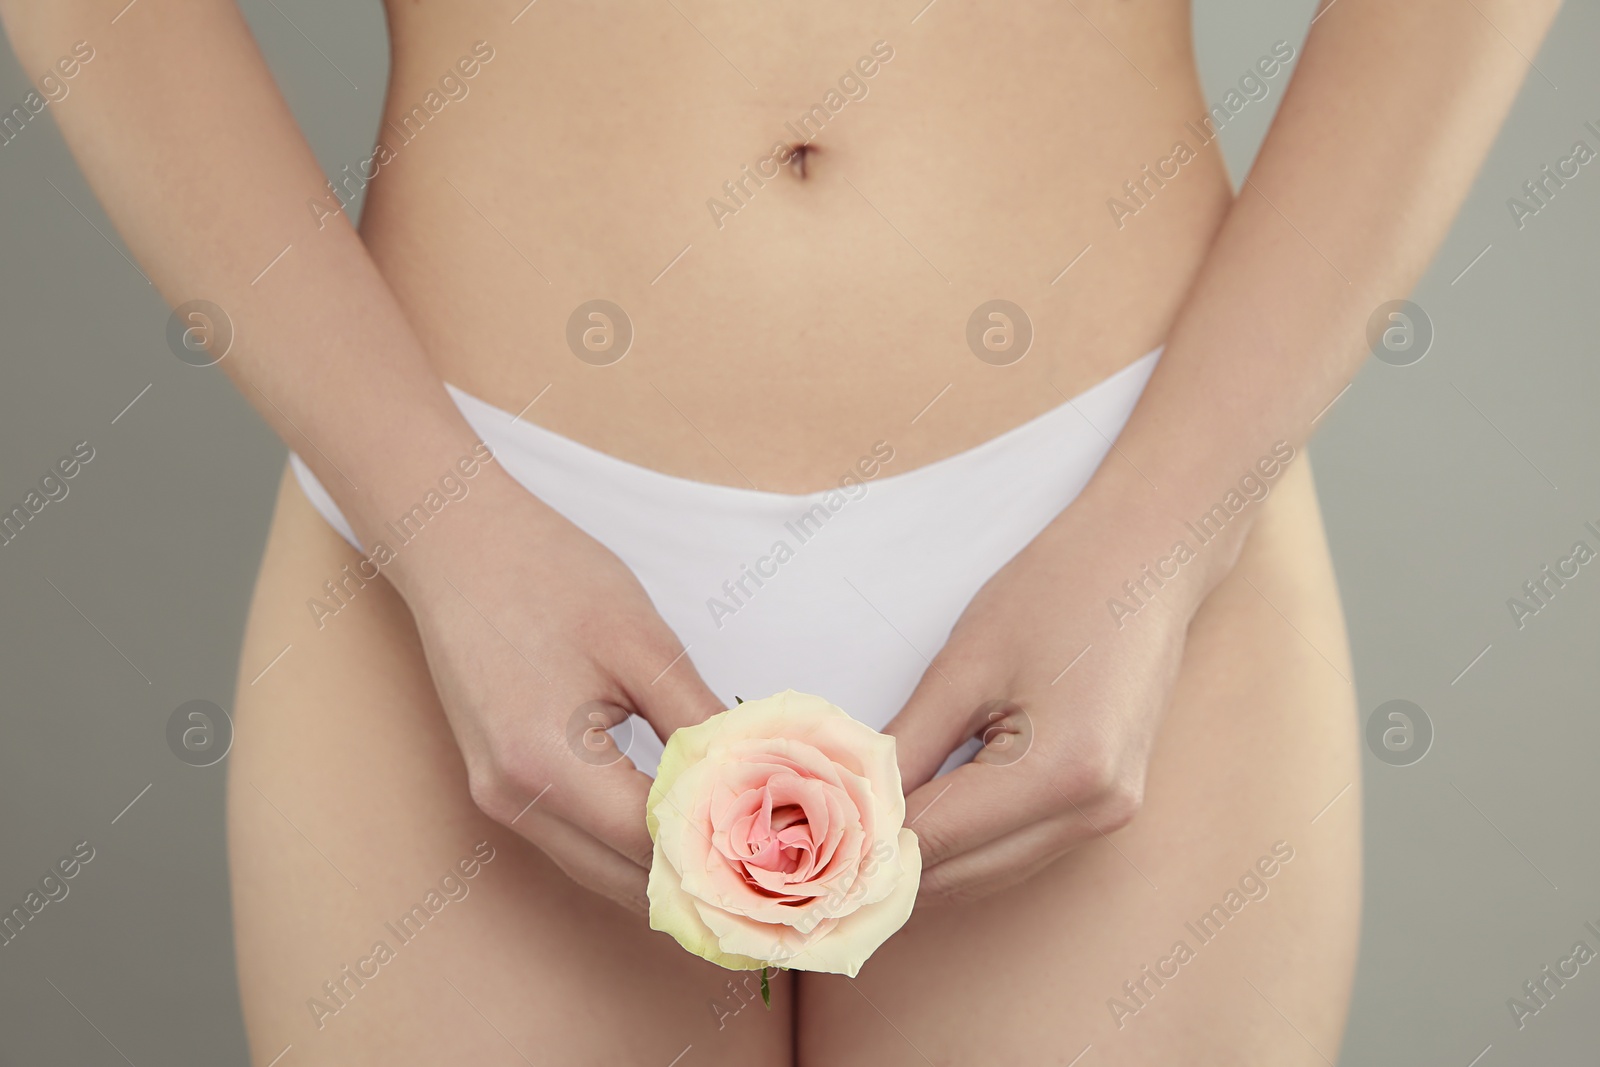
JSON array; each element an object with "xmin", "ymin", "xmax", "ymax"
[{"xmin": 290, "ymin": 345, "xmax": 1162, "ymax": 550}]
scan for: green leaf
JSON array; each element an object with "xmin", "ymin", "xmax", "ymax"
[
  {"xmin": 734, "ymin": 695, "xmax": 745, "ymax": 705},
  {"xmin": 760, "ymin": 967, "xmax": 771, "ymax": 1009}
]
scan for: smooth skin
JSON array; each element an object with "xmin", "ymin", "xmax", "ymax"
[
  {"xmin": 0, "ymin": 0, "xmax": 1560, "ymax": 1062},
  {"xmin": 883, "ymin": 0, "xmax": 1564, "ymax": 906},
  {"xmin": 231, "ymin": 450, "xmax": 1357, "ymax": 1065}
]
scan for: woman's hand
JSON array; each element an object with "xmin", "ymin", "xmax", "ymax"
[
  {"xmin": 882, "ymin": 497, "xmax": 1239, "ymax": 906},
  {"xmin": 0, "ymin": 0, "xmax": 723, "ymax": 919},
  {"xmin": 876, "ymin": 0, "xmax": 1566, "ymax": 910},
  {"xmin": 379, "ymin": 469, "xmax": 723, "ymax": 916}
]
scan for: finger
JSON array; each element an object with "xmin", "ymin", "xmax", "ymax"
[
  {"xmin": 512, "ymin": 804, "xmax": 650, "ymax": 914},
  {"xmin": 916, "ymin": 814, "xmax": 1093, "ymax": 907},
  {"xmin": 537, "ymin": 736, "xmax": 660, "ymax": 869},
  {"xmin": 881, "ymin": 665, "xmax": 999, "ymax": 791},
  {"xmin": 916, "ymin": 765, "xmax": 1146, "ymax": 905},
  {"xmin": 488, "ymin": 700, "xmax": 658, "ymax": 869},
  {"xmin": 625, "ymin": 640, "xmax": 728, "ymax": 739},
  {"xmin": 902, "ymin": 760, "xmax": 1059, "ymax": 869}
]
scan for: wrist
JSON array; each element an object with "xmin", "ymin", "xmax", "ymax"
[
  {"xmin": 1038, "ymin": 440, "xmax": 1298, "ymax": 627},
  {"xmin": 334, "ymin": 433, "xmax": 551, "ymax": 606}
]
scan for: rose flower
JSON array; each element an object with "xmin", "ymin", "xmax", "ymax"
[{"xmin": 646, "ymin": 690, "xmax": 921, "ymax": 978}]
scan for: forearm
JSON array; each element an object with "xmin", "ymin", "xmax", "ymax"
[
  {"xmin": 1, "ymin": 0, "xmax": 500, "ymax": 571},
  {"xmin": 1049, "ymin": 0, "xmax": 1562, "ymax": 599}
]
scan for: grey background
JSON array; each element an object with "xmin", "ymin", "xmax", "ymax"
[{"xmin": 1, "ymin": 0, "xmax": 1596, "ymax": 1063}]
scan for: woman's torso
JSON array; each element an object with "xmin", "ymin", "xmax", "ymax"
[{"xmin": 361, "ymin": 0, "xmax": 1233, "ymax": 492}]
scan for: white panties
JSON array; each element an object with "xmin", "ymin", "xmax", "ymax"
[{"xmin": 290, "ymin": 347, "xmax": 1161, "ymax": 777}]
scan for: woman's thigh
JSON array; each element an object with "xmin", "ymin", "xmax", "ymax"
[
  {"xmin": 797, "ymin": 458, "xmax": 1363, "ymax": 1067},
  {"xmin": 227, "ymin": 468, "xmax": 794, "ymax": 1066}
]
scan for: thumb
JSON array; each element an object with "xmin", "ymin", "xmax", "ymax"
[
  {"xmin": 881, "ymin": 664, "xmax": 999, "ymax": 793},
  {"xmin": 625, "ymin": 641, "xmax": 727, "ymax": 740}
]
